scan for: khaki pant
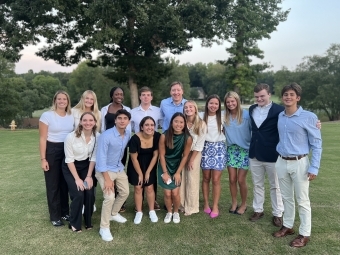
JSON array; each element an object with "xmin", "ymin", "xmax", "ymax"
[
  {"xmin": 180, "ymin": 152, "xmax": 202, "ymax": 215},
  {"xmin": 96, "ymin": 171, "xmax": 129, "ymax": 229},
  {"xmin": 275, "ymin": 156, "xmax": 311, "ymax": 236}
]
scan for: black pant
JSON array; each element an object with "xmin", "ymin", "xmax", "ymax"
[
  {"xmin": 44, "ymin": 141, "xmax": 69, "ymax": 221},
  {"xmin": 63, "ymin": 159, "xmax": 94, "ymax": 230}
]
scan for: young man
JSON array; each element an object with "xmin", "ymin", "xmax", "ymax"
[
  {"xmin": 95, "ymin": 109, "xmax": 131, "ymax": 242},
  {"xmin": 160, "ymin": 81, "xmax": 187, "ymax": 131},
  {"xmin": 248, "ymin": 83, "xmax": 285, "ymax": 227},
  {"xmin": 273, "ymin": 83, "xmax": 322, "ymax": 248},
  {"xmin": 130, "ymin": 86, "xmax": 162, "ymax": 210}
]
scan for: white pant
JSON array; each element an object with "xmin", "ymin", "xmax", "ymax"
[
  {"xmin": 275, "ymin": 156, "xmax": 311, "ymax": 236},
  {"xmin": 249, "ymin": 158, "xmax": 284, "ymax": 217}
]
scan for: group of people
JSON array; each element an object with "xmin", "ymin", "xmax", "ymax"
[{"xmin": 39, "ymin": 81, "xmax": 322, "ymax": 248}]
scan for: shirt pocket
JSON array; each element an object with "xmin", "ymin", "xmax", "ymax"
[{"xmin": 73, "ymin": 142, "xmax": 85, "ymax": 156}]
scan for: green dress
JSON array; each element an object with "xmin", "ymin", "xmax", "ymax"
[{"xmin": 158, "ymin": 132, "xmax": 186, "ymax": 190}]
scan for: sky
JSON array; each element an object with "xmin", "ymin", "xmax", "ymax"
[{"xmin": 14, "ymin": 0, "xmax": 340, "ymax": 74}]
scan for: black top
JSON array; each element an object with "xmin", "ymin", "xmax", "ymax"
[{"xmin": 105, "ymin": 112, "xmax": 116, "ymax": 130}]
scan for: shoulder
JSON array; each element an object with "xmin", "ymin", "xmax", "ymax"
[
  {"xmin": 249, "ymin": 104, "xmax": 257, "ymax": 111},
  {"xmin": 160, "ymin": 97, "xmax": 171, "ymax": 105},
  {"xmin": 65, "ymin": 131, "xmax": 76, "ymax": 141},
  {"xmin": 101, "ymin": 104, "xmax": 110, "ymax": 112},
  {"xmin": 242, "ymin": 109, "xmax": 250, "ymax": 119},
  {"xmin": 123, "ymin": 105, "xmax": 131, "ymax": 112},
  {"xmin": 272, "ymin": 103, "xmax": 284, "ymax": 111}
]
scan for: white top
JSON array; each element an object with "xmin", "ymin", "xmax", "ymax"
[
  {"xmin": 100, "ymin": 103, "xmax": 131, "ymax": 133},
  {"xmin": 130, "ymin": 105, "xmax": 163, "ymax": 132},
  {"xmin": 39, "ymin": 111, "xmax": 74, "ymax": 142},
  {"xmin": 252, "ymin": 101, "xmax": 273, "ymax": 128},
  {"xmin": 71, "ymin": 108, "xmax": 82, "ymax": 129},
  {"xmin": 188, "ymin": 121, "xmax": 207, "ymax": 151},
  {"xmin": 199, "ymin": 112, "xmax": 225, "ymax": 142},
  {"xmin": 64, "ymin": 131, "xmax": 100, "ymax": 163}
]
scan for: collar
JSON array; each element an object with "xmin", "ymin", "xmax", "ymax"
[
  {"xmin": 138, "ymin": 104, "xmax": 153, "ymax": 111},
  {"xmin": 283, "ymin": 106, "xmax": 302, "ymax": 117},
  {"xmin": 170, "ymin": 97, "xmax": 185, "ymax": 106},
  {"xmin": 257, "ymin": 101, "xmax": 272, "ymax": 109},
  {"xmin": 112, "ymin": 126, "xmax": 126, "ymax": 137}
]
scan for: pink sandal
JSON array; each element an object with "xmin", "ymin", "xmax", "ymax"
[
  {"xmin": 204, "ymin": 207, "xmax": 212, "ymax": 214},
  {"xmin": 210, "ymin": 211, "xmax": 219, "ymax": 218}
]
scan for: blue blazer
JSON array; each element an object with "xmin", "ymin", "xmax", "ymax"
[{"xmin": 249, "ymin": 103, "xmax": 284, "ymax": 163}]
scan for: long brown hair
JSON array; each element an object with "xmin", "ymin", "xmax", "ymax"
[
  {"xmin": 75, "ymin": 112, "xmax": 97, "ymax": 138},
  {"xmin": 165, "ymin": 112, "xmax": 190, "ymax": 149},
  {"xmin": 203, "ymin": 94, "xmax": 222, "ymax": 133}
]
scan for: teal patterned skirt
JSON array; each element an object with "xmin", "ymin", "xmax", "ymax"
[{"xmin": 226, "ymin": 144, "xmax": 249, "ymax": 170}]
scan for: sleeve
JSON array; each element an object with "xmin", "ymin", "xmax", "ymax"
[
  {"xmin": 39, "ymin": 111, "xmax": 50, "ymax": 125},
  {"xmin": 100, "ymin": 106, "xmax": 107, "ymax": 133},
  {"xmin": 306, "ymin": 115, "xmax": 322, "ymax": 175},
  {"xmin": 89, "ymin": 133, "xmax": 100, "ymax": 162},
  {"xmin": 192, "ymin": 122, "xmax": 207, "ymax": 152},
  {"xmin": 128, "ymin": 135, "xmax": 140, "ymax": 154},
  {"xmin": 64, "ymin": 133, "xmax": 75, "ymax": 163},
  {"xmin": 95, "ymin": 132, "xmax": 109, "ymax": 172}
]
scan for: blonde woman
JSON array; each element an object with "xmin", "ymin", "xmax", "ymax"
[
  {"xmin": 223, "ymin": 91, "xmax": 251, "ymax": 216},
  {"xmin": 180, "ymin": 100, "xmax": 207, "ymax": 215},
  {"xmin": 72, "ymin": 90, "xmax": 101, "ymax": 132},
  {"xmin": 39, "ymin": 90, "xmax": 74, "ymax": 227}
]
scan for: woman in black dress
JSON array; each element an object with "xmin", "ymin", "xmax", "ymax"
[{"xmin": 127, "ymin": 116, "xmax": 160, "ymax": 224}]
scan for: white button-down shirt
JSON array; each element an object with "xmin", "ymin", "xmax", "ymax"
[
  {"xmin": 130, "ymin": 105, "xmax": 162, "ymax": 132},
  {"xmin": 252, "ymin": 102, "xmax": 273, "ymax": 128}
]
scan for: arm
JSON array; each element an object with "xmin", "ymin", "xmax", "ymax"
[
  {"xmin": 173, "ymin": 136, "xmax": 193, "ymax": 185},
  {"xmin": 85, "ymin": 161, "xmax": 95, "ymax": 189},
  {"xmin": 39, "ymin": 121, "xmax": 49, "ymax": 171},
  {"xmin": 130, "ymin": 152, "xmax": 143, "ymax": 185},
  {"xmin": 145, "ymin": 149, "xmax": 159, "ymax": 183},
  {"xmin": 158, "ymin": 134, "xmax": 170, "ymax": 183},
  {"xmin": 100, "ymin": 106, "xmax": 107, "ymax": 133},
  {"xmin": 306, "ymin": 117, "xmax": 322, "ymax": 180}
]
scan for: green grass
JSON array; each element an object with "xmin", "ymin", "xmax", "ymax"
[{"xmin": 0, "ymin": 123, "xmax": 339, "ymax": 254}]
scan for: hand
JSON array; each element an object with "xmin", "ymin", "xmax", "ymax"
[
  {"xmin": 103, "ymin": 179, "xmax": 114, "ymax": 194},
  {"xmin": 187, "ymin": 161, "xmax": 194, "ymax": 170},
  {"xmin": 75, "ymin": 178, "xmax": 85, "ymax": 191},
  {"xmin": 85, "ymin": 176, "xmax": 93, "ymax": 189},
  {"xmin": 161, "ymin": 172, "xmax": 170, "ymax": 183},
  {"xmin": 41, "ymin": 159, "xmax": 49, "ymax": 171},
  {"xmin": 308, "ymin": 173, "xmax": 316, "ymax": 181},
  {"xmin": 316, "ymin": 120, "xmax": 321, "ymax": 129},
  {"xmin": 173, "ymin": 173, "xmax": 181, "ymax": 186},
  {"xmin": 138, "ymin": 174, "xmax": 143, "ymax": 186},
  {"xmin": 144, "ymin": 172, "xmax": 150, "ymax": 184}
]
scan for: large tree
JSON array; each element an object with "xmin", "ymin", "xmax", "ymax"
[{"xmin": 1, "ymin": 0, "xmax": 230, "ymax": 107}]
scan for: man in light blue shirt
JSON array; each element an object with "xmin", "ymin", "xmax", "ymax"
[
  {"xmin": 273, "ymin": 83, "xmax": 322, "ymax": 248},
  {"xmin": 160, "ymin": 81, "xmax": 187, "ymax": 131},
  {"xmin": 95, "ymin": 109, "xmax": 131, "ymax": 242}
]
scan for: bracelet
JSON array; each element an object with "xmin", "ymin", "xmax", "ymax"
[
  {"xmin": 86, "ymin": 176, "xmax": 92, "ymax": 178},
  {"xmin": 163, "ymin": 172, "xmax": 167, "ymax": 174},
  {"xmin": 41, "ymin": 158, "xmax": 46, "ymax": 161}
]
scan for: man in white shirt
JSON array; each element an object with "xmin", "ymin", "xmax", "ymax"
[{"xmin": 130, "ymin": 86, "xmax": 162, "ymax": 210}]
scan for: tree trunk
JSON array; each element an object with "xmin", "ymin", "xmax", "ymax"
[{"xmin": 129, "ymin": 75, "xmax": 139, "ymax": 108}]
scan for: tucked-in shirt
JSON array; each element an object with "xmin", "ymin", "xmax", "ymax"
[
  {"xmin": 160, "ymin": 97, "xmax": 187, "ymax": 131},
  {"xmin": 199, "ymin": 112, "xmax": 225, "ymax": 142},
  {"xmin": 276, "ymin": 106, "xmax": 322, "ymax": 175},
  {"xmin": 39, "ymin": 111, "xmax": 74, "ymax": 142},
  {"xmin": 96, "ymin": 126, "xmax": 131, "ymax": 172},
  {"xmin": 252, "ymin": 101, "xmax": 273, "ymax": 128},
  {"xmin": 64, "ymin": 131, "xmax": 100, "ymax": 163},
  {"xmin": 223, "ymin": 109, "xmax": 252, "ymax": 150},
  {"xmin": 100, "ymin": 103, "xmax": 131, "ymax": 133},
  {"xmin": 130, "ymin": 105, "xmax": 163, "ymax": 132},
  {"xmin": 188, "ymin": 121, "xmax": 207, "ymax": 152}
]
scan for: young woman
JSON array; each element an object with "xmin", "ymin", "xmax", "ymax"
[
  {"xmin": 223, "ymin": 91, "xmax": 251, "ymax": 215},
  {"xmin": 62, "ymin": 112, "xmax": 100, "ymax": 232},
  {"xmin": 200, "ymin": 95, "xmax": 227, "ymax": 218},
  {"xmin": 158, "ymin": 113, "xmax": 192, "ymax": 224},
  {"xmin": 127, "ymin": 116, "xmax": 161, "ymax": 224},
  {"xmin": 180, "ymin": 100, "xmax": 207, "ymax": 216},
  {"xmin": 39, "ymin": 90, "xmax": 74, "ymax": 226},
  {"xmin": 72, "ymin": 90, "xmax": 101, "ymax": 132}
]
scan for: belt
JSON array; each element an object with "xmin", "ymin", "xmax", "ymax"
[{"xmin": 279, "ymin": 154, "xmax": 307, "ymax": 160}]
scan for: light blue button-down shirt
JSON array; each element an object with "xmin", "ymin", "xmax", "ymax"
[
  {"xmin": 160, "ymin": 97, "xmax": 187, "ymax": 131},
  {"xmin": 276, "ymin": 106, "xmax": 322, "ymax": 175},
  {"xmin": 95, "ymin": 126, "xmax": 131, "ymax": 172}
]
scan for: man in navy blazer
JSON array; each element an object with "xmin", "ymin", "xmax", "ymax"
[{"xmin": 248, "ymin": 83, "xmax": 284, "ymax": 227}]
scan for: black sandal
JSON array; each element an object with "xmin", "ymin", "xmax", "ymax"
[
  {"xmin": 68, "ymin": 223, "xmax": 82, "ymax": 232},
  {"xmin": 85, "ymin": 225, "xmax": 93, "ymax": 230}
]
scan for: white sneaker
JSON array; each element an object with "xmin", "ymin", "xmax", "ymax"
[
  {"xmin": 110, "ymin": 213, "xmax": 127, "ymax": 223},
  {"xmin": 93, "ymin": 204, "xmax": 97, "ymax": 212},
  {"xmin": 164, "ymin": 212, "xmax": 172, "ymax": 223},
  {"xmin": 99, "ymin": 228, "xmax": 113, "ymax": 242},
  {"xmin": 134, "ymin": 212, "xmax": 143, "ymax": 224},
  {"xmin": 149, "ymin": 210, "xmax": 158, "ymax": 223},
  {"xmin": 173, "ymin": 212, "xmax": 180, "ymax": 223}
]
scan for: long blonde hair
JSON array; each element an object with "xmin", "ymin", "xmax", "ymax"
[
  {"xmin": 183, "ymin": 100, "xmax": 205, "ymax": 136},
  {"xmin": 73, "ymin": 90, "xmax": 101, "ymax": 131},
  {"xmin": 224, "ymin": 91, "xmax": 243, "ymax": 126},
  {"xmin": 51, "ymin": 90, "xmax": 72, "ymax": 114}
]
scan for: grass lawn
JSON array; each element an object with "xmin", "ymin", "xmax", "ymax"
[{"xmin": 0, "ymin": 123, "xmax": 339, "ymax": 255}]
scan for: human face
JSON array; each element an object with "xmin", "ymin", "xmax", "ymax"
[
  {"xmin": 84, "ymin": 93, "xmax": 94, "ymax": 110},
  {"xmin": 112, "ymin": 88, "xmax": 124, "ymax": 104},
  {"xmin": 55, "ymin": 93, "xmax": 68, "ymax": 110},
  {"xmin": 184, "ymin": 102, "xmax": 196, "ymax": 117},
  {"xmin": 115, "ymin": 114, "xmax": 130, "ymax": 129},
  {"xmin": 80, "ymin": 114, "xmax": 96, "ymax": 131},
  {"xmin": 170, "ymin": 84, "xmax": 184, "ymax": 104},
  {"xmin": 141, "ymin": 119, "xmax": 155, "ymax": 135},
  {"xmin": 207, "ymin": 98, "xmax": 220, "ymax": 115},
  {"xmin": 282, "ymin": 89, "xmax": 300, "ymax": 107},
  {"xmin": 172, "ymin": 116, "xmax": 185, "ymax": 134},
  {"xmin": 225, "ymin": 97, "xmax": 237, "ymax": 112},
  {"xmin": 139, "ymin": 91, "xmax": 153, "ymax": 105},
  {"xmin": 254, "ymin": 89, "xmax": 271, "ymax": 107}
]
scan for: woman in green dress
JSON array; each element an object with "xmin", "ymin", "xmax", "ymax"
[{"xmin": 158, "ymin": 112, "xmax": 192, "ymax": 224}]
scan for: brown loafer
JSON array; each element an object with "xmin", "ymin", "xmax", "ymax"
[
  {"xmin": 290, "ymin": 235, "xmax": 310, "ymax": 248},
  {"xmin": 273, "ymin": 226, "xmax": 295, "ymax": 238},
  {"xmin": 272, "ymin": 216, "xmax": 283, "ymax": 227},
  {"xmin": 249, "ymin": 212, "xmax": 264, "ymax": 222}
]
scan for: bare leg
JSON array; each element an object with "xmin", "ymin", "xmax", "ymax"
[
  {"xmin": 145, "ymin": 185, "xmax": 155, "ymax": 211},
  {"xmin": 202, "ymin": 170, "xmax": 211, "ymax": 210},
  {"xmin": 134, "ymin": 185, "xmax": 143, "ymax": 212},
  {"xmin": 211, "ymin": 170, "xmax": 222, "ymax": 213},
  {"xmin": 236, "ymin": 169, "xmax": 248, "ymax": 214},
  {"xmin": 164, "ymin": 189, "xmax": 173, "ymax": 213},
  {"xmin": 172, "ymin": 187, "xmax": 180, "ymax": 213},
  {"xmin": 228, "ymin": 166, "xmax": 238, "ymax": 211}
]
